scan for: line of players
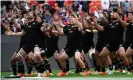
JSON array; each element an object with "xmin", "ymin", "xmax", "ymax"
[{"xmin": 4, "ymin": 10, "xmax": 133, "ymax": 77}]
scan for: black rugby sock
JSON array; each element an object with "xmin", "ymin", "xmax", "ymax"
[
  {"xmin": 62, "ymin": 68, "xmax": 67, "ymax": 72},
  {"xmin": 26, "ymin": 63, "xmax": 33, "ymax": 74},
  {"xmin": 130, "ymin": 63, "xmax": 133, "ymax": 70},
  {"xmin": 75, "ymin": 62, "xmax": 80, "ymax": 71},
  {"xmin": 96, "ymin": 65, "xmax": 101, "ymax": 72},
  {"xmin": 34, "ymin": 63, "xmax": 41, "ymax": 72},
  {"xmin": 109, "ymin": 64, "xmax": 113, "ymax": 71},
  {"xmin": 55, "ymin": 59, "xmax": 62, "ymax": 70},
  {"xmin": 112, "ymin": 59, "xmax": 115, "ymax": 65},
  {"xmin": 11, "ymin": 63, "xmax": 17, "ymax": 75},
  {"xmin": 38, "ymin": 62, "xmax": 46, "ymax": 73},
  {"xmin": 101, "ymin": 66, "xmax": 106, "ymax": 72},
  {"xmin": 117, "ymin": 60, "xmax": 123, "ymax": 70},
  {"xmin": 18, "ymin": 61, "xmax": 25, "ymax": 74},
  {"xmin": 44, "ymin": 59, "xmax": 52, "ymax": 73},
  {"xmin": 121, "ymin": 63, "xmax": 125, "ymax": 70},
  {"xmin": 116, "ymin": 60, "xmax": 122, "ymax": 69},
  {"xmin": 80, "ymin": 68, "xmax": 86, "ymax": 72},
  {"xmin": 66, "ymin": 60, "xmax": 69, "ymax": 71},
  {"xmin": 126, "ymin": 65, "xmax": 131, "ymax": 72},
  {"xmin": 114, "ymin": 60, "xmax": 119, "ymax": 70},
  {"xmin": 129, "ymin": 64, "xmax": 133, "ymax": 71}
]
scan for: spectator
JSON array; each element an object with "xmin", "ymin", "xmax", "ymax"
[
  {"xmin": 1, "ymin": 1, "xmax": 11, "ymax": 10},
  {"xmin": 123, "ymin": 0, "xmax": 131, "ymax": 14},
  {"xmin": 1, "ymin": 5, "xmax": 6, "ymax": 17},
  {"xmin": 24, "ymin": 2, "xmax": 30, "ymax": 11},
  {"xmin": 101, "ymin": 0, "xmax": 110, "ymax": 10},
  {"xmin": 72, "ymin": 1, "xmax": 79, "ymax": 12},
  {"xmin": 57, "ymin": 1, "xmax": 64, "ymax": 8},
  {"xmin": 109, "ymin": 0, "xmax": 120, "ymax": 10},
  {"xmin": 80, "ymin": 1, "xmax": 90, "ymax": 12},
  {"xmin": 130, "ymin": 4, "xmax": 133, "ymax": 11},
  {"xmin": 43, "ymin": 10, "xmax": 51, "ymax": 24}
]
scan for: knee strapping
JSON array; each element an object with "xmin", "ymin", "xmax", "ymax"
[
  {"xmin": 34, "ymin": 51, "xmax": 41, "ymax": 57},
  {"xmin": 41, "ymin": 50, "xmax": 45, "ymax": 54},
  {"xmin": 16, "ymin": 53, "xmax": 23, "ymax": 60},
  {"xmin": 18, "ymin": 60, "xmax": 23, "ymax": 64}
]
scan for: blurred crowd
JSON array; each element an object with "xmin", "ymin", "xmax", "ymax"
[{"xmin": 1, "ymin": 0, "xmax": 133, "ymax": 34}]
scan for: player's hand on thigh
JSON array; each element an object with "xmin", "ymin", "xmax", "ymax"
[
  {"xmin": 75, "ymin": 50, "xmax": 83, "ymax": 61},
  {"xmin": 34, "ymin": 45, "xmax": 41, "ymax": 57}
]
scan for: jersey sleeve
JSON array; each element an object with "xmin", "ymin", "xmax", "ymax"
[
  {"xmin": 21, "ymin": 25, "xmax": 27, "ymax": 32},
  {"xmin": 63, "ymin": 25, "xmax": 71, "ymax": 34}
]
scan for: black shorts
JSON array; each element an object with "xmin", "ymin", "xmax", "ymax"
[
  {"xmin": 41, "ymin": 47, "xmax": 59, "ymax": 58},
  {"xmin": 95, "ymin": 42, "xmax": 106, "ymax": 52},
  {"xmin": 16, "ymin": 41, "xmax": 26, "ymax": 53},
  {"xmin": 106, "ymin": 43, "xmax": 123, "ymax": 52},
  {"xmin": 82, "ymin": 42, "xmax": 95, "ymax": 53},
  {"xmin": 64, "ymin": 46, "xmax": 82, "ymax": 57},
  {"xmin": 37, "ymin": 40, "xmax": 46, "ymax": 50},
  {"xmin": 130, "ymin": 43, "xmax": 133, "ymax": 49},
  {"xmin": 124, "ymin": 41, "xmax": 132, "ymax": 50},
  {"xmin": 22, "ymin": 41, "xmax": 36, "ymax": 54}
]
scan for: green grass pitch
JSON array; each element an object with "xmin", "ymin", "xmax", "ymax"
[{"xmin": 1, "ymin": 69, "xmax": 133, "ymax": 78}]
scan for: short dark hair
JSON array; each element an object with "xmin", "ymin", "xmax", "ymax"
[
  {"xmin": 113, "ymin": 8, "xmax": 118, "ymax": 12},
  {"xmin": 128, "ymin": 11, "xmax": 133, "ymax": 15},
  {"xmin": 36, "ymin": 15, "xmax": 43, "ymax": 24},
  {"xmin": 28, "ymin": 9, "xmax": 37, "ymax": 21}
]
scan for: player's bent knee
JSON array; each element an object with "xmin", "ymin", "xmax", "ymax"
[
  {"xmin": 54, "ymin": 53, "xmax": 60, "ymax": 60},
  {"xmin": 10, "ymin": 58, "xmax": 16, "ymax": 64},
  {"xmin": 120, "ymin": 54, "xmax": 127, "ymax": 60},
  {"xmin": 58, "ymin": 56, "xmax": 65, "ymax": 61},
  {"xmin": 75, "ymin": 51, "xmax": 81, "ymax": 61},
  {"xmin": 99, "ymin": 53, "xmax": 103, "ymax": 57},
  {"xmin": 125, "ymin": 53, "xmax": 129, "ymax": 57},
  {"xmin": 34, "ymin": 51, "xmax": 41, "ymax": 57},
  {"xmin": 75, "ymin": 57, "xmax": 81, "ymax": 62},
  {"xmin": 14, "ymin": 53, "xmax": 23, "ymax": 62},
  {"xmin": 99, "ymin": 52, "xmax": 107, "ymax": 57}
]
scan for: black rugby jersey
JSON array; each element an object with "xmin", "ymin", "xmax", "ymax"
[
  {"xmin": 45, "ymin": 36, "xmax": 59, "ymax": 50},
  {"xmin": 25, "ymin": 21, "xmax": 41, "ymax": 43},
  {"xmin": 82, "ymin": 29, "xmax": 94, "ymax": 45},
  {"xmin": 37, "ymin": 23, "xmax": 46, "ymax": 49},
  {"xmin": 125, "ymin": 21, "xmax": 133, "ymax": 43},
  {"xmin": 63, "ymin": 24, "xmax": 82, "ymax": 48},
  {"xmin": 20, "ymin": 24, "xmax": 28, "ymax": 43},
  {"xmin": 107, "ymin": 21, "xmax": 124, "ymax": 44},
  {"xmin": 97, "ymin": 21, "xmax": 109, "ymax": 44}
]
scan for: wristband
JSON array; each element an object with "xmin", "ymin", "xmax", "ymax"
[{"xmin": 12, "ymin": 33, "xmax": 15, "ymax": 36}]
